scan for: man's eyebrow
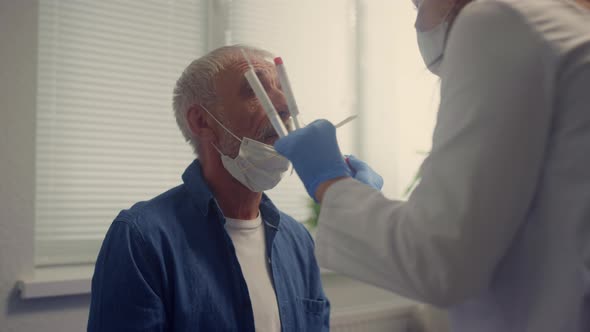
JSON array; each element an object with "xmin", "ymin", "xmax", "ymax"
[{"xmin": 238, "ymin": 68, "xmax": 275, "ymax": 96}]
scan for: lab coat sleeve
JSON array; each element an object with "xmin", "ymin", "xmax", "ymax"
[
  {"xmin": 88, "ymin": 220, "xmax": 166, "ymax": 332},
  {"xmin": 315, "ymin": 1, "xmax": 552, "ymax": 307}
]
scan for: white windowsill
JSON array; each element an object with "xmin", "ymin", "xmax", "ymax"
[
  {"xmin": 17, "ymin": 264, "xmax": 94, "ymax": 299},
  {"xmin": 17, "ymin": 265, "xmax": 339, "ymax": 299},
  {"xmin": 331, "ymin": 302, "xmax": 421, "ymax": 330}
]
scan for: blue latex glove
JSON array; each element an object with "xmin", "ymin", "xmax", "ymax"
[
  {"xmin": 345, "ymin": 155, "xmax": 384, "ymax": 190},
  {"xmin": 274, "ymin": 119, "xmax": 352, "ymax": 199}
]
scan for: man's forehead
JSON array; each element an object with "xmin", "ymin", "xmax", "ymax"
[
  {"xmin": 215, "ymin": 57, "xmax": 277, "ymax": 89},
  {"xmin": 231, "ymin": 57, "xmax": 275, "ymax": 75}
]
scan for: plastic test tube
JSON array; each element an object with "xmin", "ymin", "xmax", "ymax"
[
  {"xmin": 241, "ymin": 50, "xmax": 288, "ymax": 137},
  {"xmin": 274, "ymin": 57, "xmax": 301, "ymax": 130}
]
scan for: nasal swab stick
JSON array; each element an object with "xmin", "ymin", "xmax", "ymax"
[
  {"xmin": 241, "ymin": 49, "xmax": 288, "ymax": 137},
  {"xmin": 335, "ymin": 115, "xmax": 358, "ymax": 129},
  {"xmin": 274, "ymin": 57, "xmax": 301, "ymax": 130}
]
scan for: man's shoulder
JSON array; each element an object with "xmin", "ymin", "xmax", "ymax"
[
  {"xmin": 113, "ymin": 184, "xmax": 193, "ymax": 234},
  {"xmin": 275, "ymin": 211, "xmax": 314, "ymax": 247},
  {"xmin": 277, "ymin": 211, "xmax": 306, "ymax": 230}
]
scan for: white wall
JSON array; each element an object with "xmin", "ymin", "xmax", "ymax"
[
  {"xmin": 0, "ymin": 1, "xmax": 91, "ymax": 331},
  {"xmin": 361, "ymin": 0, "xmax": 439, "ymax": 199}
]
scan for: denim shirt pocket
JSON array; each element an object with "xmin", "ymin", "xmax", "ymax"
[{"xmin": 296, "ymin": 297, "xmax": 327, "ymax": 331}]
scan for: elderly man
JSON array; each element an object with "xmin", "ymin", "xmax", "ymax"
[{"xmin": 88, "ymin": 45, "xmax": 330, "ymax": 332}]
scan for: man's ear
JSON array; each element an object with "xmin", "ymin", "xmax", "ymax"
[{"xmin": 187, "ymin": 105, "xmax": 216, "ymax": 143}]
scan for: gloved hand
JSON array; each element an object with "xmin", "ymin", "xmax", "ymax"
[
  {"xmin": 274, "ymin": 119, "xmax": 351, "ymax": 200},
  {"xmin": 345, "ymin": 155, "xmax": 384, "ymax": 190}
]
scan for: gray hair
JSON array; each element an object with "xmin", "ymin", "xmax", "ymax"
[{"xmin": 172, "ymin": 44, "xmax": 274, "ymax": 154}]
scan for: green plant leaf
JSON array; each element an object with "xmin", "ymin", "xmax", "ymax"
[{"xmin": 304, "ymin": 199, "xmax": 321, "ymax": 230}]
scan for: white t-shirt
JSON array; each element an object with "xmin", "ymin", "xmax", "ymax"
[{"xmin": 225, "ymin": 214, "xmax": 281, "ymax": 332}]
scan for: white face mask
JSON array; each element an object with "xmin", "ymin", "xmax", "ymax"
[
  {"xmin": 201, "ymin": 105, "xmax": 290, "ymax": 192},
  {"xmin": 416, "ymin": 14, "xmax": 450, "ymax": 75}
]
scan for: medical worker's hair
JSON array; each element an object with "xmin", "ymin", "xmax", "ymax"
[{"xmin": 172, "ymin": 45, "xmax": 274, "ymax": 154}]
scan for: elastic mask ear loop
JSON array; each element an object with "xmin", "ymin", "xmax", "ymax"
[
  {"xmin": 440, "ymin": 7, "xmax": 454, "ymax": 45},
  {"xmin": 200, "ymin": 104, "xmax": 242, "ymax": 142},
  {"xmin": 200, "ymin": 104, "xmax": 290, "ymax": 176},
  {"xmin": 424, "ymin": 5, "xmax": 454, "ymax": 69},
  {"xmin": 200, "ymin": 103, "xmax": 243, "ymax": 154}
]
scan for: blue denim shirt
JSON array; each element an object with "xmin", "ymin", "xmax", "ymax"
[{"xmin": 88, "ymin": 160, "xmax": 330, "ymax": 331}]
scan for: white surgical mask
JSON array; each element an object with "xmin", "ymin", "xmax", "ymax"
[
  {"xmin": 416, "ymin": 13, "xmax": 451, "ymax": 75},
  {"xmin": 201, "ymin": 105, "xmax": 290, "ymax": 192}
]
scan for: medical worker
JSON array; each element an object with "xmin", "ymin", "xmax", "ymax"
[{"xmin": 274, "ymin": 0, "xmax": 590, "ymax": 331}]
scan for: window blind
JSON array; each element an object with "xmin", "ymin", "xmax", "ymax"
[
  {"xmin": 225, "ymin": 0, "xmax": 358, "ymax": 222},
  {"xmin": 36, "ymin": 0, "xmax": 358, "ymax": 266},
  {"xmin": 35, "ymin": 0, "xmax": 206, "ymax": 265}
]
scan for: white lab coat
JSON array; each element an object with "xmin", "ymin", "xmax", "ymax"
[{"xmin": 315, "ymin": 1, "xmax": 590, "ymax": 331}]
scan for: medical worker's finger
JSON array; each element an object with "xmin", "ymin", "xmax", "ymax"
[{"xmin": 345, "ymin": 155, "xmax": 384, "ymax": 190}]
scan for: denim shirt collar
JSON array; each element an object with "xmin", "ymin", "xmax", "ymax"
[{"xmin": 181, "ymin": 159, "xmax": 281, "ymax": 230}]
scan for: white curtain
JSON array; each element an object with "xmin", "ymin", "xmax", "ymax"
[{"xmin": 35, "ymin": 0, "xmax": 205, "ymax": 265}]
